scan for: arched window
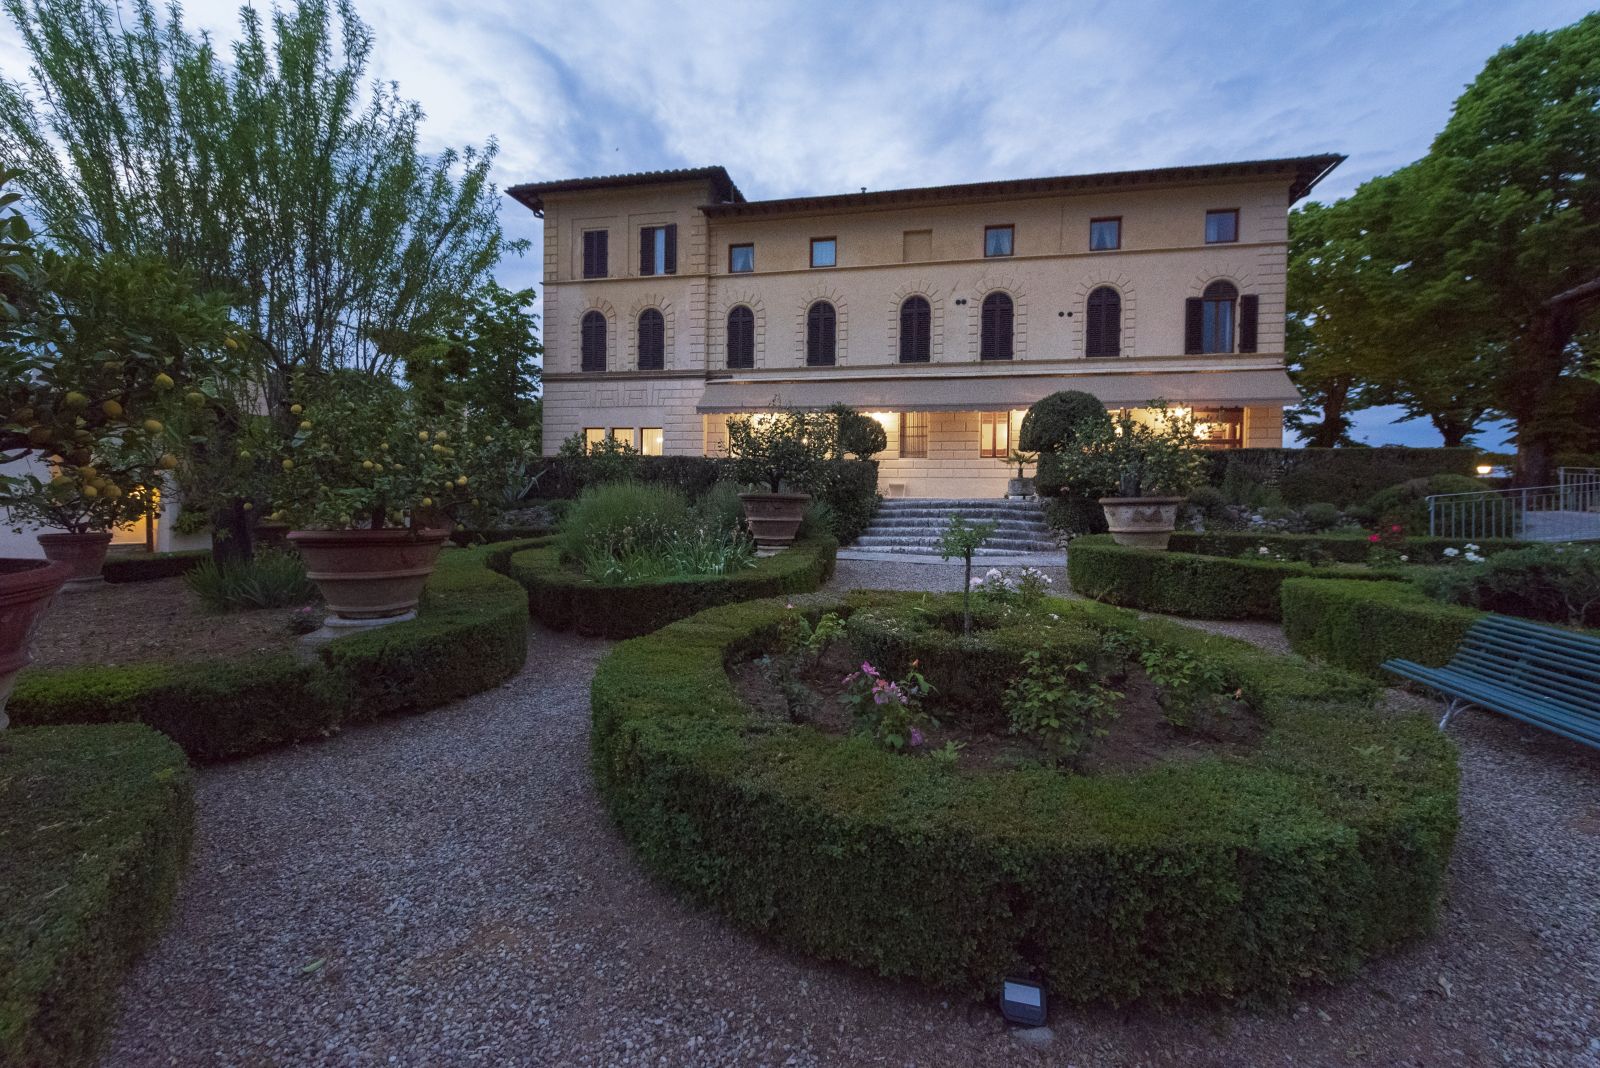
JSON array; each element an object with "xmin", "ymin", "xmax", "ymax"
[
  {"xmin": 806, "ymin": 301, "xmax": 836, "ymax": 366},
  {"xmin": 979, "ymin": 292, "xmax": 1013, "ymax": 361},
  {"xmin": 1084, "ymin": 287, "xmax": 1121, "ymax": 358},
  {"xmin": 636, "ymin": 309, "xmax": 664, "ymax": 371},
  {"xmin": 899, "ymin": 296, "xmax": 931, "ymax": 363},
  {"xmin": 580, "ymin": 311, "xmax": 607, "ymax": 372},
  {"xmin": 726, "ymin": 306, "xmax": 755, "ymax": 369},
  {"xmin": 1187, "ymin": 280, "xmax": 1238, "ymax": 354}
]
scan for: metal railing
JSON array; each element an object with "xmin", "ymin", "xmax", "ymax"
[{"xmin": 1427, "ymin": 467, "xmax": 1600, "ymax": 542}]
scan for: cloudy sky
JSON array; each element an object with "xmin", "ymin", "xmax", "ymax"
[{"xmin": 4, "ymin": 0, "xmax": 1591, "ymax": 446}]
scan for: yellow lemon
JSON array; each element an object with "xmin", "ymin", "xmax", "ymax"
[
  {"xmin": 154, "ymin": 372, "xmax": 174, "ymax": 390},
  {"xmin": 455, "ymin": 475, "xmax": 467, "ymax": 486},
  {"xmin": 361, "ymin": 459, "xmax": 375, "ymax": 470},
  {"xmin": 421, "ymin": 496, "xmax": 433, "ymax": 507},
  {"xmin": 103, "ymin": 485, "xmax": 122, "ymax": 499},
  {"xmin": 380, "ymin": 442, "xmax": 390, "ymax": 451},
  {"xmin": 373, "ymin": 463, "xmax": 383, "ymax": 472},
  {"xmin": 299, "ymin": 420, "xmax": 312, "ymax": 431},
  {"xmin": 143, "ymin": 418, "xmax": 163, "ymax": 433},
  {"xmin": 78, "ymin": 465, "xmax": 98, "ymax": 479},
  {"xmin": 241, "ymin": 501, "xmax": 252, "ymax": 511},
  {"xmin": 64, "ymin": 391, "xmax": 89, "ymax": 410},
  {"xmin": 100, "ymin": 399, "xmax": 123, "ymax": 418},
  {"xmin": 434, "ymin": 431, "xmax": 447, "ymax": 442},
  {"xmin": 158, "ymin": 453, "xmax": 179, "ymax": 469},
  {"xmin": 81, "ymin": 484, "xmax": 98, "ymax": 498},
  {"xmin": 418, "ymin": 431, "xmax": 429, "ymax": 441},
  {"xmin": 281, "ymin": 458, "xmax": 294, "ymax": 471},
  {"xmin": 431, "ymin": 443, "xmax": 445, "ymax": 454},
  {"xmin": 185, "ymin": 391, "xmax": 206, "ymax": 407},
  {"xmin": 49, "ymin": 473, "xmax": 72, "ymax": 489},
  {"xmin": 224, "ymin": 336, "xmax": 239, "ymax": 350},
  {"xmin": 289, "ymin": 404, "xmax": 303, "ymax": 415}
]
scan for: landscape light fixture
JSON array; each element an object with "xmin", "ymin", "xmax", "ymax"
[
  {"xmin": 999, "ymin": 977, "xmax": 1047, "ymax": 1027},
  {"xmin": 1476, "ymin": 464, "xmax": 1494, "ymax": 476}
]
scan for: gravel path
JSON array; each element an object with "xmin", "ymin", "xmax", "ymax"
[{"xmin": 101, "ymin": 560, "xmax": 1600, "ymax": 1067}]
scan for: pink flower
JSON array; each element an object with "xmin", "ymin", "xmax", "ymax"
[
  {"xmin": 1390, "ymin": 524, "xmax": 1402, "ymax": 533},
  {"xmin": 1368, "ymin": 534, "xmax": 1381, "ymax": 543},
  {"xmin": 909, "ymin": 727, "xmax": 925, "ymax": 747},
  {"xmin": 860, "ymin": 661, "xmax": 880, "ymax": 677}
]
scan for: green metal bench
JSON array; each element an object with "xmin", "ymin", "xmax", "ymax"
[{"xmin": 1382, "ymin": 614, "xmax": 1600, "ymax": 750}]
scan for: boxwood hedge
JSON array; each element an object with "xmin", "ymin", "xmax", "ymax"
[
  {"xmin": 504, "ymin": 535, "xmax": 837, "ymax": 639},
  {"xmin": 101, "ymin": 549, "xmax": 209, "ymax": 583},
  {"xmin": 1, "ymin": 724, "xmax": 193, "ymax": 1068},
  {"xmin": 7, "ymin": 541, "xmax": 533, "ymax": 761},
  {"xmin": 1280, "ymin": 578, "xmax": 1492, "ymax": 678},
  {"xmin": 590, "ymin": 593, "xmax": 1457, "ymax": 1004}
]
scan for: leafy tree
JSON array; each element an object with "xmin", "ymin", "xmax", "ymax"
[
  {"xmin": 0, "ymin": 0, "xmax": 522, "ymax": 394},
  {"xmin": 402, "ymin": 282, "xmax": 543, "ymax": 437},
  {"xmin": 937, "ymin": 516, "xmax": 995, "ymax": 635},
  {"xmin": 725, "ymin": 412, "xmax": 832, "ymax": 494}
]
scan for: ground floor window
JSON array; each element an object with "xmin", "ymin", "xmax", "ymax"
[
  {"xmin": 899, "ymin": 412, "xmax": 928, "ymax": 458},
  {"xmin": 583, "ymin": 427, "xmax": 606, "ymax": 452},
  {"xmin": 979, "ymin": 411, "xmax": 1011, "ymax": 458},
  {"xmin": 1192, "ymin": 407, "xmax": 1245, "ymax": 449},
  {"xmin": 640, "ymin": 427, "xmax": 664, "ymax": 456}
]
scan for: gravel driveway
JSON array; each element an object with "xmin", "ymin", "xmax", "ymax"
[{"xmin": 101, "ymin": 560, "xmax": 1600, "ymax": 1067}]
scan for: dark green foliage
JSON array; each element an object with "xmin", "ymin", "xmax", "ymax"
[
  {"xmin": 811, "ymin": 459, "xmax": 881, "ymax": 543},
  {"xmin": 8, "ymin": 542, "xmax": 532, "ymax": 760},
  {"xmin": 1204, "ymin": 448, "xmax": 1479, "ymax": 507},
  {"xmin": 1415, "ymin": 544, "xmax": 1600, "ymax": 627},
  {"xmin": 827, "ymin": 404, "xmax": 888, "ymax": 459},
  {"xmin": 1280, "ymin": 579, "xmax": 1485, "ymax": 678},
  {"xmin": 1041, "ymin": 492, "xmax": 1108, "ymax": 536},
  {"xmin": 182, "ymin": 549, "xmax": 314, "ymax": 611},
  {"xmin": 506, "ymin": 535, "xmax": 837, "ymax": 639},
  {"xmin": 1358, "ymin": 474, "xmax": 1493, "ymax": 533},
  {"xmin": 1068, "ymin": 535, "xmax": 1407, "ymax": 621},
  {"xmin": 100, "ymin": 550, "xmax": 208, "ymax": 583},
  {"xmin": 1018, "ymin": 390, "xmax": 1111, "ymax": 453},
  {"xmin": 0, "ymin": 724, "xmax": 193, "ymax": 1068},
  {"xmin": 1167, "ymin": 531, "xmax": 1522, "ymax": 564},
  {"xmin": 589, "ymin": 594, "xmax": 1455, "ymax": 1003}
]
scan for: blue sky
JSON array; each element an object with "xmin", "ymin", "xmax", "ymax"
[{"xmin": 4, "ymin": 0, "xmax": 1591, "ymax": 447}]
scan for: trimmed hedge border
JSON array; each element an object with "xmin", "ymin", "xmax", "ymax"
[
  {"xmin": 504, "ymin": 535, "xmax": 837, "ymax": 639},
  {"xmin": 591, "ymin": 592, "xmax": 1458, "ymax": 1004},
  {"xmin": 1069, "ymin": 533, "xmax": 1522, "ymax": 621},
  {"xmin": 102, "ymin": 549, "xmax": 209, "ymax": 583},
  {"xmin": 1, "ymin": 724, "xmax": 194, "ymax": 1068},
  {"xmin": 8, "ymin": 541, "xmax": 534, "ymax": 761},
  {"xmin": 1282, "ymin": 578, "xmax": 1497, "ymax": 678}
]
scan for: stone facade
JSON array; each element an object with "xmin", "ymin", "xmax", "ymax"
[{"xmin": 513, "ymin": 157, "xmax": 1339, "ymax": 498}]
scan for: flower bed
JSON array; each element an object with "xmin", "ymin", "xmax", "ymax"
[
  {"xmin": 0, "ymin": 724, "xmax": 194, "ymax": 1068},
  {"xmin": 1068, "ymin": 533, "xmax": 1518, "ymax": 621},
  {"xmin": 590, "ymin": 592, "xmax": 1458, "ymax": 1003},
  {"xmin": 504, "ymin": 534, "xmax": 837, "ymax": 639},
  {"xmin": 7, "ymin": 541, "xmax": 533, "ymax": 761}
]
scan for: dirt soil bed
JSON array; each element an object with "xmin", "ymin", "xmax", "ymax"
[
  {"xmin": 29, "ymin": 576, "xmax": 314, "ymax": 668},
  {"xmin": 731, "ymin": 641, "xmax": 1263, "ymax": 774}
]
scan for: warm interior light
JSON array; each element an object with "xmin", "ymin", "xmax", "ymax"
[{"xmin": 866, "ymin": 411, "xmax": 896, "ymax": 427}]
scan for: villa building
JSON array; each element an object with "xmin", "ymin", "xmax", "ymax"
[{"xmin": 510, "ymin": 154, "xmax": 1341, "ymax": 498}]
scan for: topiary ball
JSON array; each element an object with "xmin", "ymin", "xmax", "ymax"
[{"xmin": 1019, "ymin": 390, "xmax": 1112, "ymax": 453}]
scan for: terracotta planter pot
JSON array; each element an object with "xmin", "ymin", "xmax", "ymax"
[
  {"xmin": 287, "ymin": 527, "xmax": 449, "ymax": 623},
  {"xmin": 738, "ymin": 492, "xmax": 811, "ymax": 548},
  {"xmin": 0, "ymin": 557, "xmax": 71, "ymax": 728},
  {"xmin": 36, "ymin": 531, "xmax": 114, "ymax": 588},
  {"xmin": 1098, "ymin": 496, "xmax": 1186, "ymax": 550}
]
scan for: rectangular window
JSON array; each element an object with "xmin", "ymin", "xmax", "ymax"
[
  {"xmin": 640, "ymin": 427, "xmax": 664, "ymax": 456},
  {"xmin": 639, "ymin": 225, "xmax": 677, "ymax": 275},
  {"xmin": 582, "ymin": 230, "xmax": 608, "ymax": 278},
  {"xmin": 902, "ymin": 229, "xmax": 932, "ymax": 262},
  {"xmin": 984, "ymin": 225, "xmax": 1014, "ymax": 257},
  {"xmin": 1191, "ymin": 408, "xmax": 1245, "ymax": 450},
  {"xmin": 1089, "ymin": 217, "xmax": 1121, "ymax": 250},
  {"xmin": 810, "ymin": 237, "xmax": 837, "ymax": 268},
  {"xmin": 1205, "ymin": 209, "xmax": 1239, "ymax": 244},
  {"xmin": 899, "ymin": 412, "xmax": 928, "ymax": 458},
  {"xmin": 612, "ymin": 428, "xmax": 637, "ymax": 451},
  {"xmin": 583, "ymin": 427, "xmax": 606, "ymax": 453},
  {"xmin": 728, "ymin": 243, "xmax": 754, "ymax": 273},
  {"xmin": 979, "ymin": 411, "xmax": 1011, "ymax": 458}
]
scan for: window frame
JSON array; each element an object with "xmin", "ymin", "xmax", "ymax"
[
  {"xmin": 978, "ymin": 410, "xmax": 1011, "ymax": 458},
  {"xmin": 898, "ymin": 295, "xmax": 932, "ymax": 363},
  {"xmin": 725, "ymin": 305, "xmax": 755, "ymax": 369},
  {"xmin": 1084, "ymin": 286, "xmax": 1121, "ymax": 358},
  {"xmin": 809, "ymin": 237, "xmax": 838, "ymax": 269},
  {"xmin": 805, "ymin": 300, "xmax": 837, "ymax": 366},
  {"xmin": 640, "ymin": 427, "xmax": 664, "ymax": 456},
  {"xmin": 1191, "ymin": 407, "xmax": 1245, "ymax": 450},
  {"xmin": 581, "ymin": 229, "xmax": 609, "ymax": 279},
  {"xmin": 983, "ymin": 224, "xmax": 1014, "ymax": 258},
  {"xmin": 1200, "ymin": 280, "xmax": 1239, "ymax": 354},
  {"xmin": 728, "ymin": 243, "xmax": 755, "ymax": 274},
  {"xmin": 582, "ymin": 427, "xmax": 606, "ymax": 452},
  {"xmin": 579, "ymin": 309, "xmax": 607, "ymax": 372},
  {"xmin": 899, "ymin": 411, "xmax": 928, "ymax": 458},
  {"xmin": 979, "ymin": 291, "xmax": 1014, "ymax": 361},
  {"xmin": 638, "ymin": 224, "xmax": 677, "ymax": 276},
  {"xmin": 636, "ymin": 307, "xmax": 665, "ymax": 371},
  {"xmin": 1089, "ymin": 216, "xmax": 1122, "ymax": 251},
  {"xmin": 1204, "ymin": 208, "xmax": 1240, "ymax": 245}
]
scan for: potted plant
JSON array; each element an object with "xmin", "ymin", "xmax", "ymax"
[
  {"xmin": 1048, "ymin": 405, "xmax": 1206, "ymax": 549},
  {"xmin": 1001, "ymin": 449, "xmax": 1038, "ymax": 498},
  {"xmin": 4, "ymin": 461, "xmax": 161, "ymax": 588},
  {"xmin": 725, "ymin": 411, "xmax": 830, "ymax": 547},
  {"xmin": 271, "ymin": 375, "xmax": 500, "ymax": 627}
]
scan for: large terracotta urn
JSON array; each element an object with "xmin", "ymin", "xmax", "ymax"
[
  {"xmin": 36, "ymin": 531, "xmax": 114, "ymax": 589},
  {"xmin": 1097, "ymin": 496, "xmax": 1186, "ymax": 550},
  {"xmin": 0, "ymin": 557, "xmax": 71, "ymax": 728},
  {"xmin": 287, "ymin": 527, "xmax": 449, "ymax": 625},
  {"xmin": 738, "ymin": 492, "xmax": 810, "ymax": 548}
]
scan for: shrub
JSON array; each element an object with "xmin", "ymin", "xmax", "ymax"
[
  {"xmin": 1166, "ymin": 531, "xmax": 1521, "ymax": 565},
  {"xmin": 1206, "ymin": 448, "xmax": 1479, "ymax": 507},
  {"xmin": 0, "ymin": 724, "xmax": 193, "ymax": 1068},
  {"xmin": 505, "ymin": 535, "xmax": 836, "ymax": 639},
  {"xmin": 1300, "ymin": 502, "xmax": 1343, "ymax": 532},
  {"xmin": 1018, "ymin": 390, "xmax": 1111, "ymax": 453},
  {"xmin": 1280, "ymin": 578, "xmax": 1484, "ymax": 678},
  {"xmin": 101, "ymin": 549, "xmax": 209, "ymax": 583},
  {"xmin": 8, "ymin": 541, "xmax": 532, "ymax": 760},
  {"xmin": 826, "ymin": 404, "xmax": 888, "ymax": 459},
  {"xmin": 1415, "ymin": 543, "xmax": 1600, "ymax": 627},
  {"xmin": 556, "ymin": 481, "xmax": 755, "ymax": 583},
  {"xmin": 1042, "ymin": 492, "xmax": 1108, "ymax": 537},
  {"xmin": 182, "ymin": 548, "xmax": 315, "ymax": 611},
  {"xmin": 811, "ymin": 458, "xmax": 881, "ymax": 543},
  {"xmin": 591, "ymin": 594, "xmax": 1452, "ymax": 1004},
  {"xmin": 1360, "ymin": 474, "xmax": 1491, "ymax": 534}
]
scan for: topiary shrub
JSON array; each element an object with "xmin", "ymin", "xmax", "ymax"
[
  {"xmin": 591, "ymin": 593, "xmax": 1456, "ymax": 1004},
  {"xmin": 1413, "ymin": 543, "xmax": 1600, "ymax": 627},
  {"xmin": 1018, "ymin": 390, "xmax": 1111, "ymax": 454},
  {"xmin": 1358, "ymin": 474, "xmax": 1492, "ymax": 534},
  {"xmin": 1280, "ymin": 578, "xmax": 1484, "ymax": 677},
  {"xmin": 100, "ymin": 550, "xmax": 209, "ymax": 583},
  {"xmin": 1206, "ymin": 448, "xmax": 1480, "ymax": 507},
  {"xmin": 0, "ymin": 724, "xmax": 193, "ymax": 1068}
]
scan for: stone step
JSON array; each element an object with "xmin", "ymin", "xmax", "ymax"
[
  {"xmin": 853, "ymin": 534, "xmax": 1059, "ymax": 552},
  {"xmin": 872, "ymin": 507, "xmax": 1047, "ymax": 522},
  {"xmin": 864, "ymin": 516, "xmax": 1050, "ymax": 533},
  {"xmin": 847, "ymin": 544, "xmax": 1060, "ymax": 558}
]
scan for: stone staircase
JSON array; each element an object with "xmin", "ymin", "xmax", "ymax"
[{"xmin": 852, "ymin": 498, "xmax": 1059, "ymax": 556}]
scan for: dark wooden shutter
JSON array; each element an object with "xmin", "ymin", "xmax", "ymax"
[
  {"xmin": 1086, "ymin": 287, "xmax": 1120, "ymax": 357},
  {"xmin": 663, "ymin": 224, "xmax": 677, "ymax": 275},
  {"xmin": 581, "ymin": 311, "xmax": 606, "ymax": 371},
  {"xmin": 595, "ymin": 231, "xmax": 607, "ymax": 277},
  {"xmin": 727, "ymin": 306, "xmax": 754, "ymax": 368},
  {"xmin": 1238, "ymin": 294, "xmax": 1259, "ymax": 353},
  {"xmin": 583, "ymin": 231, "xmax": 610, "ymax": 279},
  {"xmin": 638, "ymin": 309, "xmax": 664, "ymax": 370},
  {"xmin": 900, "ymin": 297, "xmax": 930, "ymax": 362},
  {"xmin": 1184, "ymin": 297, "xmax": 1204, "ymax": 354},
  {"xmin": 806, "ymin": 302, "xmax": 835, "ymax": 366},
  {"xmin": 639, "ymin": 227, "xmax": 655, "ymax": 276},
  {"xmin": 981, "ymin": 293, "xmax": 1013, "ymax": 360}
]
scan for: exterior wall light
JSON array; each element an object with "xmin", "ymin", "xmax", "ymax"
[{"xmin": 1476, "ymin": 464, "xmax": 1493, "ymax": 476}]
